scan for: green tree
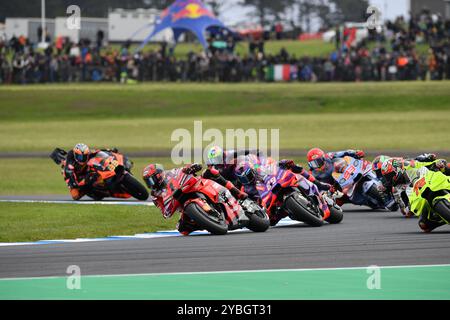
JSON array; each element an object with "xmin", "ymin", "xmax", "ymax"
[
  {"xmin": 330, "ymin": 0, "xmax": 370, "ymax": 23},
  {"xmin": 205, "ymin": 0, "xmax": 224, "ymax": 17},
  {"xmin": 0, "ymin": 0, "xmax": 170, "ymax": 21},
  {"xmin": 240, "ymin": 0, "xmax": 294, "ymax": 25}
]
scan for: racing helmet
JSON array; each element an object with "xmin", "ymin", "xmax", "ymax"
[
  {"xmin": 235, "ymin": 162, "xmax": 258, "ymax": 186},
  {"xmin": 142, "ymin": 164, "xmax": 166, "ymax": 190},
  {"xmin": 372, "ymin": 155, "xmax": 391, "ymax": 172},
  {"xmin": 207, "ymin": 146, "xmax": 224, "ymax": 166},
  {"xmin": 380, "ymin": 160, "xmax": 409, "ymax": 185},
  {"xmin": 73, "ymin": 143, "xmax": 90, "ymax": 164},
  {"xmin": 307, "ymin": 148, "xmax": 326, "ymax": 170}
]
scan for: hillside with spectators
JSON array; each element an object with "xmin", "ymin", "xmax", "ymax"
[{"xmin": 0, "ymin": 9, "xmax": 449, "ymax": 84}]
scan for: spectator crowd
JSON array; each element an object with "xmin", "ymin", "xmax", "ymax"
[{"xmin": 1, "ymin": 9, "xmax": 449, "ymax": 84}]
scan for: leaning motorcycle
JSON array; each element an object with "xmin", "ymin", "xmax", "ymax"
[
  {"xmin": 255, "ymin": 162, "xmax": 326, "ymax": 227},
  {"xmin": 296, "ymin": 174, "xmax": 344, "ymax": 224},
  {"xmin": 409, "ymin": 167, "xmax": 450, "ymax": 228},
  {"xmin": 332, "ymin": 156, "xmax": 397, "ymax": 211},
  {"xmin": 168, "ymin": 169, "xmax": 270, "ymax": 235},
  {"xmin": 50, "ymin": 148, "xmax": 149, "ymax": 201}
]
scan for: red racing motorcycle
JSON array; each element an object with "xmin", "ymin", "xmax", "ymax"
[{"xmin": 167, "ymin": 167, "xmax": 270, "ymax": 235}]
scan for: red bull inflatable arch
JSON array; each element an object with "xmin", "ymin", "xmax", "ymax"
[{"xmin": 137, "ymin": 0, "xmax": 231, "ymax": 50}]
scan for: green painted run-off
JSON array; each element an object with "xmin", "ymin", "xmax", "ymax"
[{"xmin": 1, "ymin": 265, "xmax": 450, "ymax": 300}]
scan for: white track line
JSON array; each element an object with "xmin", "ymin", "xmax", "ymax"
[
  {"xmin": 0, "ymin": 198, "xmax": 301, "ymax": 246},
  {"xmin": 1, "ymin": 264, "xmax": 450, "ymax": 281},
  {"xmin": 0, "ymin": 199, "xmax": 154, "ymax": 206}
]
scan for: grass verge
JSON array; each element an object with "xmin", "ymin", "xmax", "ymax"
[
  {"xmin": 0, "ymin": 203, "xmax": 175, "ymax": 243},
  {"xmin": 0, "ymin": 158, "xmax": 173, "ymax": 195}
]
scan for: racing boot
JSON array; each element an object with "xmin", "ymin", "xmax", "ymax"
[
  {"xmin": 177, "ymin": 216, "xmax": 202, "ymax": 236},
  {"xmin": 270, "ymin": 207, "xmax": 288, "ymax": 226},
  {"xmin": 70, "ymin": 188, "xmax": 85, "ymax": 201},
  {"xmin": 418, "ymin": 215, "xmax": 446, "ymax": 233}
]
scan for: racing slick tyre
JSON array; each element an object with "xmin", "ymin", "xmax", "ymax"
[
  {"xmin": 185, "ymin": 203, "xmax": 228, "ymax": 235},
  {"xmin": 326, "ymin": 206, "xmax": 344, "ymax": 224},
  {"xmin": 247, "ymin": 210, "xmax": 270, "ymax": 233},
  {"xmin": 285, "ymin": 193, "xmax": 323, "ymax": 227},
  {"xmin": 121, "ymin": 174, "xmax": 149, "ymax": 201},
  {"xmin": 434, "ymin": 199, "xmax": 450, "ymax": 223},
  {"xmin": 367, "ymin": 185, "xmax": 388, "ymax": 210}
]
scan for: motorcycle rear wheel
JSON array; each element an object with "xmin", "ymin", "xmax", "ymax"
[
  {"xmin": 120, "ymin": 174, "xmax": 149, "ymax": 201},
  {"xmin": 285, "ymin": 194, "xmax": 323, "ymax": 227},
  {"xmin": 185, "ymin": 203, "xmax": 228, "ymax": 235}
]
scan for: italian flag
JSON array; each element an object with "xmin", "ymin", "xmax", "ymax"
[{"xmin": 266, "ymin": 64, "xmax": 298, "ymax": 81}]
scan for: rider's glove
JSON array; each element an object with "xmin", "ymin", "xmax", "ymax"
[
  {"xmin": 314, "ymin": 180, "xmax": 331, "ymax": 191},
  {"xmin": 329, "ymin": 185, "xmax": 336, "ymax": 194},
  {"xmin": 183, "ymin": 163, "xmax": 203, "ymax": 175},
  {"xmin": 355, "ymin": 150, "xmax": 365, "ymax": 159},
  {"xmin": 416, "ymin": 153, "xmax": 437, "ymax": 162},
  {"xmin": 231, "ymin": 187, "xmax": 248, "ymax": 200},
  {"xmin": 69, "ymin": 180, "xmax": 78, "ymax": 189},
  {"xmin": 391, "ymin": 159, "xmax": 404, "ymax": 168},
  {"xmin": 279, "ymin": 159, "xmax": 295, "ymax": 170}
]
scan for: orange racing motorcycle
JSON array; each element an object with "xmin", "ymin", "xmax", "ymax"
[{"xmin": 50, "ymin": 148, "xmax": 149, "ymax": 201}]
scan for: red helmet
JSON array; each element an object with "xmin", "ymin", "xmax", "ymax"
[
  {"xmin": 381, "ymin": 159, "xmax": 408, "ymax": 185},
  {"xmin": 142, "ymin": 164, "xmax": 166, "ymax": 190},
  {"xmin": 307, "ymin": 148, "xmax": 326, "ymax": 170}
]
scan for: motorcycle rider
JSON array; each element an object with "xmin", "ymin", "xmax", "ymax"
[
  {"xmin": 372, "ymin": 154, "xmax": 442, "ymax": 215},
  {"xmin": 64, "ymin": 143, "xmax": 95, "ymax": 200},
  {"xmin": 278, "ymin": 159, "xmax": 333, "ymax": 191},
  {"xmin": 234, "ymin": 156, "xmax": 335, "ymax": 226},
  {"xmin": 63, "ymin": 143, "xmax": 122, "ymax": 200},
  {"xmin": 372, "ymin": 153, "xmax": 439, "ymax": 180},
  {"xmin": 142, "ymin": 163, "xmax": 206, "ymax": 236},
  {"xmin": 380, "ymin": 158, "xmax": 449, "ymax": 232},
  {"xmin": 144, "ymin": 162, "xmax": 251, "ymax": 235},
  {"xmin": 307, "ymin": 148, "xmax": 366, "ymax": 184},
  {"xmin": 202, "ymin": 146, "xmax": 254, "ymax": 201}
]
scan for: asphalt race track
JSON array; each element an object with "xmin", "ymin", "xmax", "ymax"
[{"xmin": 1, "ymin": 203, "xmax": 450, "ymax": 279}]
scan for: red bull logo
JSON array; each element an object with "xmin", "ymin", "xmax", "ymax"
[{"xmin": 172, "ymin": 3, "xmax": 215, "ymax": 22}]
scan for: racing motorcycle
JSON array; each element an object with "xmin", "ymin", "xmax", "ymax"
[
  {"xmin": 167, "ymin": 168, "xmax": 270, "ymax": 235},
  {"xmin": 408, "ymin": 166, "xmax": 450, "ymax": 228},
  {"xmin": 254, "ymin": 160, "xmax": 343, "ymax": 227},
  {"xmin": 50, "ymin": 148, "xmax": 149, "ymax": 201},
  {"xmin": 332, "ymin": 156, "xmax": 397, "ymax": 211},
  {"xmin": 296, "ymin": 173, "xmax": 344, "ymax": 224}
]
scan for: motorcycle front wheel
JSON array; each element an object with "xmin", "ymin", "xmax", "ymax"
[
  {"xmin": 247, "ymin": 210, "xmax": 270, "ymax": 232},
  {"xmin": 185, "ymin": 203, "xmax": 228, "ymax": 235},
  {"xmin": 326, "ymin": 206, "xmax": 344, "ymax": 224},
  {"xmin": 284, "ymin": 193, "xmax": 323, "ymax": 227}
]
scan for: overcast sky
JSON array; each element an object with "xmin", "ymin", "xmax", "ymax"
[{"xmin": 221, "ymin": 0, "xmax": 409, "ymax": 27}]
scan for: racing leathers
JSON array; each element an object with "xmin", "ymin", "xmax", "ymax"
[
  {"xmin": 309, "ymin": 150, "xmax": 366, "ymax": 185},
  {"xmin": 63, "ymin": 148, "xmax": 120, "ymax": 200},
  {"xmin": 203, "ymin": 149, "xmax": 261, "ymax": 200},
  {"xmin": 149, "ymin": 166, "xmax": 202, "ymax": 236},
  {"xmin": 63, "ymin": 149, "xmax": 95, "ymax": 200},
  {"xmin": 279, "ymin": 159, "xmax": 331, "ymax": 191},
  {"xmin": 373, "ymin": 153, "xmax": 440, "ymax": 215}
]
